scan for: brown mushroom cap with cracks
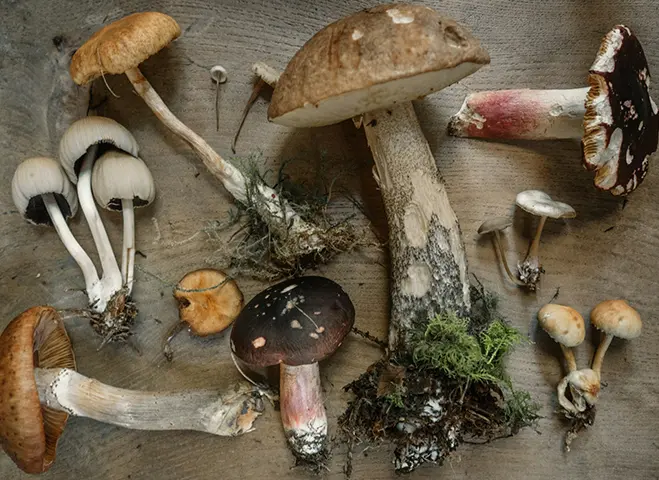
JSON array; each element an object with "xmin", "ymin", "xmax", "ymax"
[
  {"xmin": 477, "ymin": 216, "xmax": 524, "ymax": 286},
  {"xmin": 164, "ymin": 269, "xmax": 244, "ymax": 361},
  {"xmin": 515, "ymin": 190, "xmax": 576, "ymax": 290},
  {"xmin": 590, "ymin": 300, "xmax": 642, "ymax": 377}
]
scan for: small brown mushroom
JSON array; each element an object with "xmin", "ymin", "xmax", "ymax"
[
  {"xmin": 164, "ymin": 269, "xmax": 243, "ymax": 361},
  {"xmin": 477, "ymin": 217, "xmax": 524, "ymax": 286}
]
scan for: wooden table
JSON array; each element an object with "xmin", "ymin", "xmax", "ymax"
[{"xmin": 1, "ymin": 0, "xmax": 657, "ymax": 478}]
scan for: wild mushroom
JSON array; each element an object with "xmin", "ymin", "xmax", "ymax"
[
  {"xmin": 537, "ymin": 304, "xmax": 589, "ymax": 413},
  {"xmin": 92, "ymin": 150, "xmax": 156, "ymax": 294},
  {"xmin": 0, "ymin": 306, "xmax": 263, "ymax": 474},
  {"xmin": 230, "ymin": 276, "xmax": 355, "ymax": 464},
  {"xmin": 515, "ymin": 190, "xmax": 576, "ymax": 289},
  {"xmin": 59, "ymin": 115, "xmax": 139, "ymax": 312},
  {"xmin": 268, "ymin": 4, "xmax": 490, "ymax": 349},
  {"xmin": 556, "ymin": 368, "xmax": 601, "ymax": 414},
  {"xmin": 477, "ymin": 217, "xmax": 524, "ymax": 286},
  {"xmin": 164, "ymin": 269, "xmax": 244, "ymax": 361},
  {"xmin": 590, "ymin": 300, "xmax": 642, "ymax": 377},
  {"xmin": 11, "ymin": 157, "xmax": 102, "ymax": 307},
  {"xmin": 69, "ymin": 12, "xmax": 332, "ymax": 260},
  {"xmin": 448, "ymin": 25, "xmax": 659, "ymax": 195}
]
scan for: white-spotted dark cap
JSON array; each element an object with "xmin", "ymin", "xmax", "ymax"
[
  {"xmin": 583, "ymin": 25, "xmax": 659, "ymax": 195},
  {"xmin": 230, "ymin": 276, "xmax": 355, "ymax": 366}
]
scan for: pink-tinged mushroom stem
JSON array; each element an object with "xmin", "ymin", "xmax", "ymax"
[
  {"xmin": 448, "ymin": 87, "xmax": 589, "ymax": 140},
  {"xmin": 591, "ymin": 333, "xmax": 613, "ymax": 377},
  {"xmin": 280, "ymin": 363, "xmax": 327, "ymax": 460}
]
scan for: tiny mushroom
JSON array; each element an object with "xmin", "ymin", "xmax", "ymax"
[
  {"xmin": 0, "ymin": 306, "xmax": 263, "ymax": 473},
  {"xmin": 92, "ymin": 150, "xmax": 156, "ymax": 294},
  {"xmin": 477, "ymin": 216, "xmax": 524, "ymax": 286},
  {"xmin": 448, "ymin": 25, "xmax": 659, "ymax": 195},
  {"xmin": 515, "ymin": 190, "xmax": 576, "ymax": 289},
  {"xmin": 59, "ymin": 116, "xmax": 139, "ymax": 311},
  {"xmin": 12, "ymin": 157, "xmax": 102, "ymax": 307},
  {"xmin": 590, "ymin": 300, "xmax": 642, "ymax": 377},
  {"xmin": 230, "ymin": 276, "xmax": 355, "ymax": 463},
  {"xmin": 164, "ymin": 269, "xmax": 244, "ymax": 361}
]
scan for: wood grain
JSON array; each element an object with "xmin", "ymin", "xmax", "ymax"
[{"xmin": 1, "ymin": 0, "xmax": 658, "ymax": 478}]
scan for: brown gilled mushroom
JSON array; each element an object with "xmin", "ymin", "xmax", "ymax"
[
  {"xmin": 164, "ymin": 269, "xmax": 244, "ymax": 361},
  {"xmin": 448, "ymin": 25, "xmax": 659, "ymax": 195},
  {"xmin": 0, "ymin": 307, "xmax": 263, "ymax": 474}
]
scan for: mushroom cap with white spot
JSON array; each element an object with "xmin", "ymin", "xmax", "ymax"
[
  {"xmin": 269, "ymin": 4, "xmax": 490, "ymax": 127},
  {"xmin": 230, "ymin": 276, "xmax": 355, "ymax": 367},
  {"xmin": 515, "ymin": 190, "xmax": 576, "ymax": 219},
  {"xmin": 583, "ymin": 25, "xmax": 659, "ymax": 195},
  {"xmin": 538, "ymin": 303, "xmax": 585, "ymax": 348},
  {"xmin": 12, "ymin": 157, "xmax": 78, "ymax": 226},
  {"xmin": 59, "ymin": 116, "xmax": 139, "ymax": 184},
  {"xmin": 590, "ymin": 299, "xmax": 642, "ymax": 339},
  {"xmin": 92, "ymin": 151, "xmax": 155, "ymax": 210},
  {"xmin": 477, "ymin": 216, "xmax": 512, "ymax": 235}
]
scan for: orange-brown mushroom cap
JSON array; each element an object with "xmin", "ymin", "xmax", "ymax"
[
  {"xmin": 0, "ymin": 307, "xmax": 76, "ymax": 474},
  {"xmin": 173, "ymin": 269, "xmax": 244, "ymax": 336},
  {"xmin": 70, "ymin": 12, "xmax": 181, "ymax": 85}
]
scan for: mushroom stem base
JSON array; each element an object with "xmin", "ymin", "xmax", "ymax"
[{"xmin": 34, "ymin": 368, "xmax": 263, "ymax": 436}]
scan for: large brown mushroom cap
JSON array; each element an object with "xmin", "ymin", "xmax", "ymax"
[
  {"xmin": 269, "ymin": 3, "xmax": 490, "ymax": 127},
  {"xmin": 538, "ymin": 304, "xmax": 586, "ymax": 348},
  {"xmin": 173, "ymin": 269, "xmax": 244, "ymax": 336},
  {"xmin": 70, "ymin": 12, "xmax": 181, "ymax": 85},
  {"xmin": 0, "ymin": 307, "xmax": 76, "ymax": 474},
  {"xmin": 590, "ymin": 299, "xmax": 642, "ymax": 339}
]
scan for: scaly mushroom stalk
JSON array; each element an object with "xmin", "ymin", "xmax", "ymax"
[
  {"xmin": 34, "ymin": 368, "xmax": 262, "ymax": 435},
  {"xmin": 364, "ymin": 104, "xmax": 470, "ymax": 346}
]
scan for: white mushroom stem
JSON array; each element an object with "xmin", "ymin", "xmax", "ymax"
[
  {"xmin": 42, "ymin": 193, "xmax": 103, "ymax": 304},
  {"xmin": 363, "ymin": 103, "xmax": 471, "ymax": 348},
  {"xmin": 77, "ymin": 146, "xmax": 122, "ymax": 310},
  {"xmin": 123, "ymin": 66, "xmax": 323, "ymax": 252},
  {"xmin": 280, "ymin": 363, "xmax": 327, "ymax": 459},
  {"xmin": 121, "ymin": 198, "xmax": 135, "ymax": 294},
  {"xmin": 34, "ymin": 368, "xmax": 262, "ymax": 436},
  {"xmin": 448, "ymin": 87, "xmax": 589, "ymax": 140},
  {"xmin": 591, "ymin": 333, "xmax": 613, "ymax": 377}
]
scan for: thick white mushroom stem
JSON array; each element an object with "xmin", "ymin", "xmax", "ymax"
[
  {"xmin": 42, "ymin": 193, "xmax": 103, "ymax": 304},
  {"xmin": 280, "ymin": 363, "xmax": 328, "ymax": 460},
  {"xmin": 34, "ymin": 368, "xmax": 262, "ymax": 436},
  {"xmin": 124, "ymin": 66, "xmax": 322, "ymax": 251},
  {"xmin": 77, "ymin": 146, "xmax": 122, "ymax": 309},
  {"xmin": 448, "ymin": 87, "xmax": 588, "ymax": 140},
  {"xmin": 591, "ymin": 333, "xmax": 614, "ymax": 377},
  {"xmin": 363, "ymin": 103, "xmax": 470, "ymax": 348},
  {"xmin": 121, "ymin": 198, "xmax": 135, "ymax": 294}
]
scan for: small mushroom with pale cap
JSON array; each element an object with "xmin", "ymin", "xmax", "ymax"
[
  {"xmin": 12, "ymin": 157, "xmax": 103, "ymax": 307},
  {"xmin": 92, "ymin": 150, "xmax": 156, "ymax": 294},
  {"xmin": 164, "ymin": 269, "xmax": 244, "ymax": 361},
  {"xmin": 59, "ymin": 116, "xmax": 139, "ymax": 312},
  {"xmin": 538, "ymin": 304, "xmax": 592, "ymax": 413},
  {"xmin": 515, "ymin": 190, "xmax": 576, "ymax": 290},
  {"xmin": 230, "ymin": 276, "xmax": 355, "ymax": 464},
  {"xmin": 448, "ymin": 25, "xmax": 659, "ymax": 195},
  {"xmin": 590, "ymin": 300, "xmax": 642, "ymax": 377},
  {"xmin": 0, "ymin": 306, "xmax": 263, "ymax": 474},
  {"xmin": 477, "ymin": 216, "xmax": 524, "ymax": 286}
]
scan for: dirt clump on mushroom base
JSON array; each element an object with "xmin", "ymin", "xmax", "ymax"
[
  {"xmin": 339, "ymin": 286, "xmax": 540, "ymax": 474},
  {"xmin": 204, "ymin": 155, "xmax": 372, "ymax": 280},
  {"xmin": 561, "ymin": 404, "xmax": 596, "ymax": 452}
]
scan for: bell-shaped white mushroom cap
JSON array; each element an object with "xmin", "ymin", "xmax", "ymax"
[
  {"xmin": 515, "ymin": 190, "xmax": 576, "ymax": 219},
  {"xmin": 11, "ymin": 157, "xmax": 79, "ymax": 225},
  {"xmin": 538, "ymin": 303, "xmax": 585, "ymax": 348},
  {"xmin": 92, "ymin": 151, "xmax": 156, "ymax": 210},
  {"xmin": 590, "ymin": 299, "xmax": 642, "ymax": 339},
  {"xmin": 59, "ymin": 116, "xmax": 139, "ymax": 184}
]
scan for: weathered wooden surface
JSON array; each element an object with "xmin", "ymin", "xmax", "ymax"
[{"xmin": 1, "ymin": 0, "xmax": 658, "ymax": 478}]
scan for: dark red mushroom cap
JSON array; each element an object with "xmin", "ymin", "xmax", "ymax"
[
  {"xmin": 583, "ymin": 25, "xmax": 659, "ymax": 195},
  {"xmin": 0, "ymin": 307, "xmax": 76, "ymax": 474},
  {"xmin": 230, "ymin": 276, "xmax": 355, "ymax": 367}
]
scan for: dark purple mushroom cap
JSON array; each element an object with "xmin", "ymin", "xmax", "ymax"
[
  {"xmin": 583, "ymin": 25, "xmax": 659, "ymax": 195},
  {"xmin": 230, "ymin": 276, "xmax": 355, "ymax": 367}
]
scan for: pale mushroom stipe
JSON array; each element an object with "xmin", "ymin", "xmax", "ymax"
[
  {"xmin": 230, "ymin": 276, "xmax": 355, "ymax": 465},
  {"xmin": 477, "ymin": 217, "xmax": 524, "ymax": 286},
  {"xmin": 448, "ymin": 25, "xmax": 659, "ymax": 195},
  {"xmin": 0, "ymin": 307, "xmax": 264, "ymax": 474}
]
